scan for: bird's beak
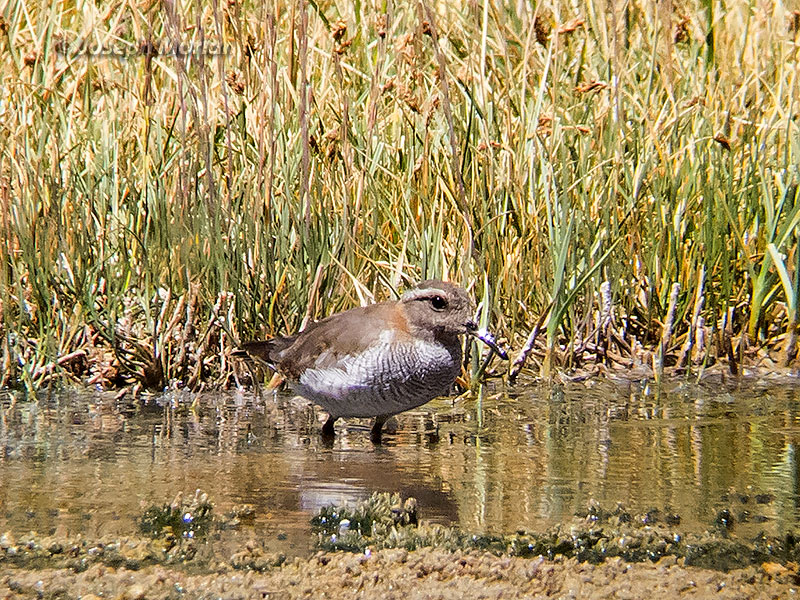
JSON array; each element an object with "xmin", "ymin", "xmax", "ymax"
[{"xmin": 465, "ymin": 320, "xmax": 508, "ymax": 360}]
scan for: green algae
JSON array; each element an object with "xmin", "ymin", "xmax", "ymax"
[
  {"xmin": 138, "ymin": 490, "xmax": 214, "ymax": 541},
  {"xmin": 309, "ymin": 493, "xmax": 800, "ymax": 573}
]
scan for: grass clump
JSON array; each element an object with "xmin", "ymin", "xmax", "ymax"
[{"xmin": 0, "ymin": 0, "xmax": 798, "ymax": 390}]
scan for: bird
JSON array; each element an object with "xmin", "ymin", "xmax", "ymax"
[{"xmin": 235, "ymin": 279, "xmax": 507, "ymax": 441}]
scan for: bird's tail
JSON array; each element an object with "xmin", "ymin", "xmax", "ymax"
[{"xmin": 231, "ymin": 336, "xmax": 295, "ymax": 369}]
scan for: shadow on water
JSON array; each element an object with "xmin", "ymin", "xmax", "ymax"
[{"xmin": 2, "ymin": 378, "xmax": 800, "ymax": 556}]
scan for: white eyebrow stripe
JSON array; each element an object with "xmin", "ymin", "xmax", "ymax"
[{"xmin": 401, "ymin": 287, "xmax": 447, "ymax": 301}]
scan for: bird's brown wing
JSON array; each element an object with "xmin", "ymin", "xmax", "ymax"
[{"xmin": 272, "ymin": 301, "xmax": 409, "ymax": 379}]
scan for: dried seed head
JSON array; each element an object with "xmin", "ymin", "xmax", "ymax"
[
  {"xmin": 324, "ymin": 127, "xmax": 340, "ymax": 142},
  {"xmin": 395, "ymin": 32, "xmax": 415, "ymax": 65},
  {"xmin": 330, "ymin": 20, "xmax": 351, "ymax": 54},
  {"xmin": 381, "ymin": 77, "xmax": 396, "ymax": 94},
  {"xmin": 534, "ymin": 13, "xmax": 552, "ymax": 46},
  {"xmin": 376, "ymin": 14, "xmax": 388, "ymax": 38},
  {"xmin": 713, "ymin": 134, "xmax": 732, "ymax": 151},
  {"xmin": 326, "ymin": 142, "xmax": 339, "ymax": 162},
  {"xmin": 575, "ymin": 80, "xmax": 609, "ymax": 94},
  {"xmin": 537, "ymin": 115, "xmax": 553, "ymax": 136},
  {"xmin": 244, "ymin": 34, "xmax": 257, "ymax": 58},
  {"xmin": 790, "ymin": 10, "xmax": 800, "ymax": 33},
  {"xmin": 335, "ymin": 39, "xmax": 352, "ymax": 55},
  {"xmin": 674, "ymin": 17, "xmax": 690, "ymax": 44},
  {"xmin": 331, "ymin": 19, "xmax": 347, "ymax": 41},
  {"xmin": 225, "ymin": 71, "xmax": 246, "ymax": 95},
  {"xmin": 397, "ymin": 84, "xmax": 420, "ymax": 113},
  {"xmin": 685, "ymin": 96, "xmax": 705, "ymax": 108}
]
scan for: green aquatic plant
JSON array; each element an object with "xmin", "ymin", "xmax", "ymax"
[
  {"xmin": 138, "ymin": 490, "xmax": 214, "ymax": 541},
  {"xmin": 311, "ymin": 492, "xmax": 419, "ymax": 552}
]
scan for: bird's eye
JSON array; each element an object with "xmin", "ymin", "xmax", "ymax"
[{"xmin": 430, "ymin": 295, "xmax": 448, "ymax": 311}]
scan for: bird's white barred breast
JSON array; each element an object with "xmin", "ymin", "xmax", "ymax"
[{"xmin": 293, "ymin": 330, "xmax": 461, "ymax": 418}]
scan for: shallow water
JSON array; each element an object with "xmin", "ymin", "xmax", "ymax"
[{"xmin": 1, "ymin": 378, "xmax": 800, "ymax": 555}]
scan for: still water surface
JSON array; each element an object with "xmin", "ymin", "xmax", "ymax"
[{"xmin": 1, "ymin": 378, "xmax": 799, "ymax": 554}]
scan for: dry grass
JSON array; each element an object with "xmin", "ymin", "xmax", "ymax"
[{"xmin": 0, "ymin": 0, "xmax": 798, "ymax": 391}]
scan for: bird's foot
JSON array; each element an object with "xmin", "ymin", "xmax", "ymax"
[
  {"xmin": 322, "ymin": 415, "xmax": 337, "ymax": 439},
  {"xmin": 370, "ymin": 416, "xmax": 388, "ymax": 444}
]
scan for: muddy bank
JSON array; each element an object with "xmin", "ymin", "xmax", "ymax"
[{"xmin": 2, "ymin": 548, "xmax": 798, "ymax": 600}]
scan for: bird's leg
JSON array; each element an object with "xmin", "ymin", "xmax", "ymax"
[
  {"xmin": 322, "ymin": 415, "xmax": 338, "ymax": 438},
  {"xmin": 370, "ymin": 415, "xmax": 388, "ymax": 444}
]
